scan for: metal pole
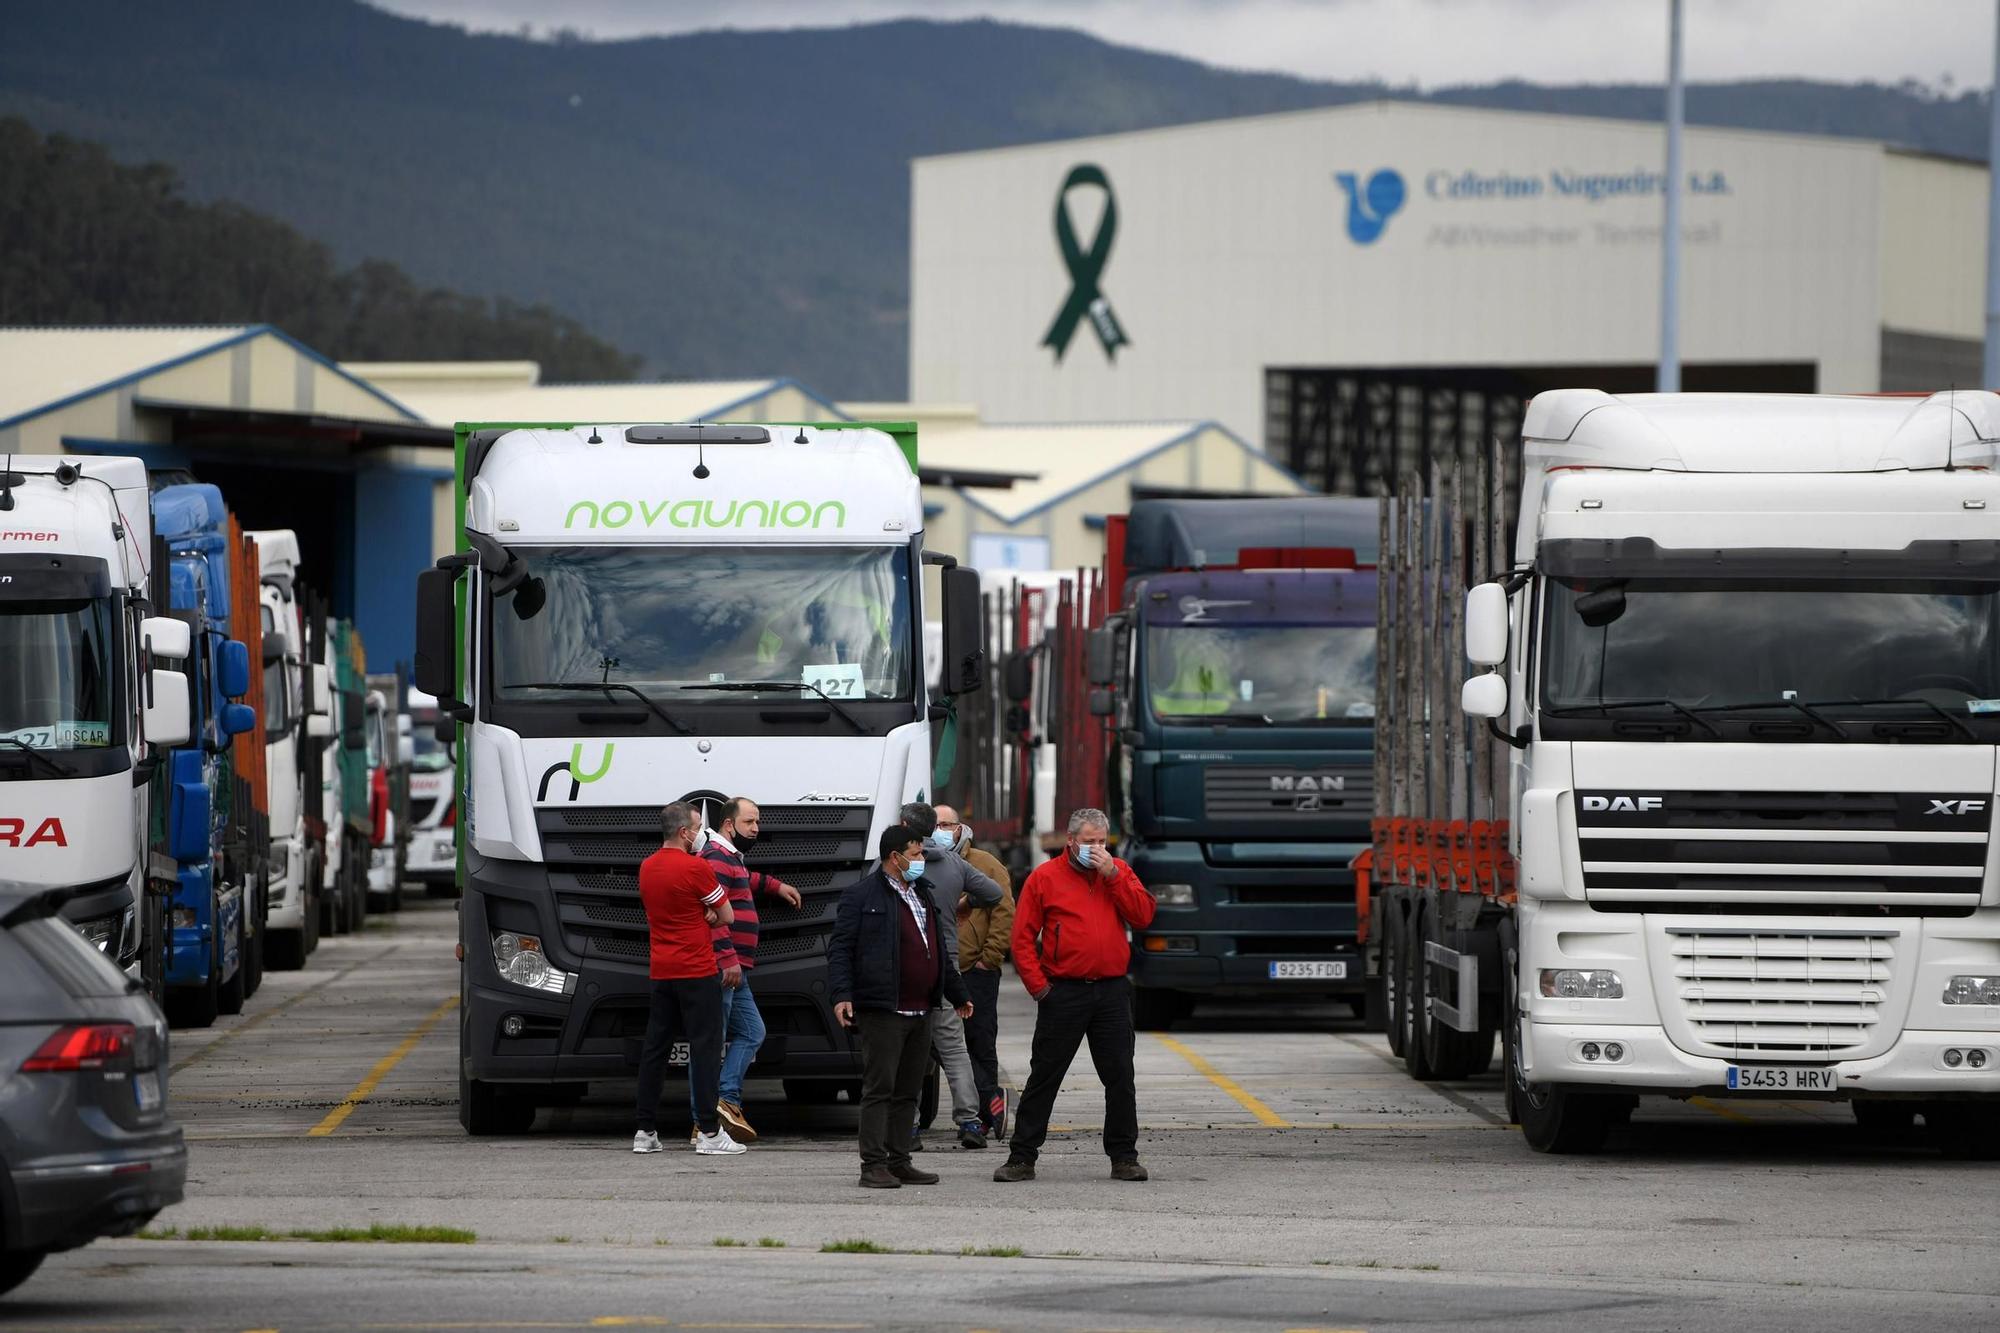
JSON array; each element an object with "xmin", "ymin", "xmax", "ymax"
[
  {"xmin": 1659, "ymin": 0, "xmax": 1684, "ymax": 393},
  {"xmin": 1985, "ymin": 0, "xmax": 2000, "ymax": 388}
]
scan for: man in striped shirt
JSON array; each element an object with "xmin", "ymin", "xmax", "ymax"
[{"xmin": 693, "ymin": 796, "xmax": 803, "ymax": 1144}]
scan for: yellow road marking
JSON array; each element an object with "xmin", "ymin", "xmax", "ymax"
[
  {"xmin": 309, "ymin": 996, "xmax": 458, "ymax": 1137},
  {"xmin": 1690, "ymin": 1095, "xmax": 1756, "ymax": 1124},
  {"xmin": 1150, "ymin": 1034, "xmax": 1293, "ymax": 1128}
]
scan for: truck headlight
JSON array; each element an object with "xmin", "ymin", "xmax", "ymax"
[
  {"xmin": 1943, "ymin": 975, "xmax": 2000, "ymax": 1006},
  {"xmin": 270, "ymin": 841, "xmax": 290, "ymax": 880},
  {"xmin": 491, "ymin": 932, "xmax": 572, "ymax": 995},
  {"xmin": 1540, "ymin": 968, "xmax": 1624, "ymax": 999},
  {"xmin": 1153, "ymin": 883, "xmax": 1195, "ymax": 907},
  {"xmin": 76, "ymin": 914, "xmax": 118, "ymax": 955}
]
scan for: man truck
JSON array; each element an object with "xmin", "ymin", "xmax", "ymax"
[
  {"xmin": 1084, "ymin": 497, "xmax": 1381, "ymax": 1028},
  {"xmin": 1372, "ymin": 389, "xmax": 2000, "ymax": 1157},
  {"xmin": 0, "ymin": 455, "xmax": 191, "ymax": 994},
  {"xmin": 412, "ymin": 421, "xmax": 982, "ymax": 1134}
]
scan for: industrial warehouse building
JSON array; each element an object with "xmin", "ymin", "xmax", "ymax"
[{"xmin": 909, "ymin": 100, "xmax": 1992, "ymax": 492}]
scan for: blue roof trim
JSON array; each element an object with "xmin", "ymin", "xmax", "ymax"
[
  {"xmin": 1, "ymin": 324, "xmax": 424, "ymax": 432},
  {"xmin": 60, "ymin": 437, "xmax": 194, "ymax": 468},
  {"xmin": 1082, "ymin": 514, "xmax": 1108, "ymax": 530},
  {"xmin": 922, "ymin": 502, "xmax": 947, "ymax": 518},
  {"xmin": 697, "ymin": 377, "xmax": 854, "ymax": 424}
]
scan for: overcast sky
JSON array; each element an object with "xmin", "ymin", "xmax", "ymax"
[{"xmin": 369, "ymin": 0, "xmax": 1997, "ymax": 91}]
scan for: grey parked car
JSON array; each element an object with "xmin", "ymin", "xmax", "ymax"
[{"xmin": 0, "ymin": 882, "xmax": 186, "ymax": 1298}]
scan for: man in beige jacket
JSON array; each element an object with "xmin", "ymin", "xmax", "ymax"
[{"xmin": 937, "ymin": 804, "xmax": 1015, "ymax": 1138}]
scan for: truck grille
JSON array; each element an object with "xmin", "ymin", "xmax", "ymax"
[
  {"xmin": 1204, "ymin": 766, "xmax": 1371, "ymax": 821},
  {"xmin": 1578, "ymin": 790, "xmax": 1988, "ymax": 909},
  {"xmin": 537, "ymin": 803, "xmax": 872, "ymax": 965},
  {"xmin": 1666, "ymin": 926, "xmax": 1897, "ymax": 1060}
]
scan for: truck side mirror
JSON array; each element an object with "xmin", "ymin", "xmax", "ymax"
[
  {"xmin": 218, "ymin": 639, "xmax": 252, "ymax": 699},
  {"xmin": 1002, "ymin": 652, "xmax": 1033, "ymax": 703},
  {"xmin": 220, "ymin": 701, "xmax": 257, "ymax": 738},
  {"xmin": 262, "ymin": 631, "xmax": 291, "ymax": 664},
  {"xmin": 1465, "ymin": 584, "xmax": 1509, "ymax": 667},
  {"xmin": 142, "ymin": 616, "xmax": 190, "ymax": 663},
  {"xmin": 1086, "ymin": 626, "xmax": 1118, "ymax": 686},
  {"xmin": 1461, "ymin": 673, "xmax": 1508, "ymax": 718},
  {"xmin": 143, "ymin": 668, "xmax": 191, "ymax": 747},
  {"xmin": 1088, "ymin": 687, "xmax": 1116, "ymax": 718},
  {"xmin": 940, "ymin": 565, "xmax": 985, "ymax": 697},
  {"xmin": 167, "ymin": 766, "xmax": 210, "ymax": 864},
  {"xmin": 309, "ymin": 663, "xmax": 331, "ymax": 716},
  {"xmin": 413, "ymin": 567, "xmax": 459, "ymax": 701},
  {"xmin": 432, "ymin": 714, "xmax": 457, "ymax": 745},
  {"xmin": 305, "ymin": 713, "xmax": 333, "ymax": 739}
]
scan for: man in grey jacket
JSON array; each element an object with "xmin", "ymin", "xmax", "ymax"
[{"xmin": 895, "ymin": 801, "xmax": 1002, "ymax": 1149}]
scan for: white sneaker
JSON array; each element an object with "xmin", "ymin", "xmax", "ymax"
[
  {"xmin": 632, "ymin": 1130, "xmax": 664, "ymax": 1154},
  {"xmin": 694, "ymin": 1128, "xmax": 747, "ymax": 1156}
]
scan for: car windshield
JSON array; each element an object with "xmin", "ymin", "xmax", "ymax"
[
  {"xmin": 0, "ymin": 598, "xmax": 119, "ymax": 750},
  {"xmin": 490, "ymin": 545, "xmax": 915, "ymax": 701},
  {"xmin": 1542, "ymin": 578, "xmax": 2000, "ymax": 720},
  {"xmin": 1145, "ymin": 625, "xmax": 1376, "ymax": 722}
]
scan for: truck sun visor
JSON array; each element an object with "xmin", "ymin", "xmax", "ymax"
[
  {"xmin": 1539, "ymin": 536, "xmax": 2000, "ymax": 581},
  {"xmin": 0, "ymin": 553, "xmax": 113, "ymax": 600}
]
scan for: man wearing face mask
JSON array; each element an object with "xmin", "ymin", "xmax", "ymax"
[
  {"xmin": 993, "ymin": 808, "xmax": 1156, "ymax": 1184},
  {"xmin": 935, "ymin": 804, "xmax": 1014, "ymax": 1138},
  {"xmin": 895, "ymin": 801, "xmax": 1002, "ymax": 1150},
  {"xmin": 828, "ymin": 825, "xmax": 974, "ymax": 1188}
]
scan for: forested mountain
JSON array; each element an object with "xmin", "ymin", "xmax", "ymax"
[
  {"xmin": 0, "ymin": 120, "xmax": 638, "ymax": 379},
  {"xmin": 0, "ymin": 1, "xmax": 1986, "ymax": 395}
]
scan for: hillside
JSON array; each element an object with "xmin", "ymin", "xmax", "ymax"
[{"xmin": 0, "ymin": 1, "xmax": 1986, "ymax": 396}]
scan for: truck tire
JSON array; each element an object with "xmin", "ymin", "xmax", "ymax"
[
  {"xmin": 458, "ymin": 1007, "xmax": 536, "ymax": 1135},
  {"xmin": 303, "ymin": 877, "xmax": 320, "ymax": 955},
  {"xmin": 169, "ymin": 938, "xmax": 222, "ymax": 1030},
  {"xmin": 1419, "ymin": 908, "xmax": 1493, "ymax": 1080},
  {"xmin": 1399, "ymin": 898, "xmax": 1436, "ymax": 1080},
  {"xmin": 242, "ymin": 882, "xmax": 265, "ymax": 999},
  {"xmin": 1851, "ymin": 1099, "xmax": 1916, "ymax": 1139},
  {"xmin": 1132, "ymin": 986, "xmax": 1182, "ymax": 1031},
  {"xmin": 267, "ymin": 928, "xmax": 308, "ymax": 971},
  {"xmin": 1382, "ymin": 891, "xmax": 1407, "ymax": 1057},
  {"xmin": 217, "ymin": 909, "xmax": 247, "ymax": 1017},
  {"xmin": 1923, "ymin": 1103, "xmax": 2000, "ymax": 1160},
  {"xmin": 1504, "ymin": 934, "xmax": 1613, "ymax": 1153}
]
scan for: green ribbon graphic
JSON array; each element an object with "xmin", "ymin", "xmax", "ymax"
[{"xmin": 1042, "ymin": 163, "xmax": 1130, "ymax": 362}]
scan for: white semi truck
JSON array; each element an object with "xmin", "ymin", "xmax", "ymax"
[
  {"xmin": 1373, "ymin": 390, "xmax": 2000, "ymax": 1158},
  {"xmin": 412, "ymin": 421, "xmax": 983, "ymax": 1134},
  {"xmin": 0, "ymin": 455, "xmax": 191, "ymax": 990}
]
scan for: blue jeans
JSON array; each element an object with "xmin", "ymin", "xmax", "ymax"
[{"xmin": 691, "ymin": 979, "xmax": 765, "ymax": 1115}]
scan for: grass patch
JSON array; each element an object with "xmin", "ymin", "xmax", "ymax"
[
  {"xmin": 1412, "ymin": 1263, "xmax": 1441, "ymax": 1272},
  {"xmin": 970, "ymin": 1245, "xmax": 1022, "ymax": 1258},
  {"xmin": 1054, "ymin": 1249, "xmax": 1082, "ymax": 1258},
  {"xmin": 757, "ymin": 1238, "xmax": 787, "ymax": 1248},
  {"xmin": 143, "ymin": 1223, "xmax": 473, "ymax": 1245},
  {"xmin": 821, "ymin": 1239, "xmax": 889, "ymax": 1254},
  {"xmin": 186, "ymin": 1225, "xmax": 277, "ymax": 1241},
  {"xmin": 552, "ymin": 1235, "xmax": 571, "ymax": 1244},
  {"xmin": 712, "ymin": 1237, "xmax": 746, "ymax": 1248},
  {"xmin": 137, "ymin": 1227, "xmax": 179, "ymax": 1240}
]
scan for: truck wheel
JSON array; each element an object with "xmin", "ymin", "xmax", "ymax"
[
  {"xmin": 242, "ymin": 884, "xmax": 265, "ymax": 999},
  {"xmin": 460, "ymin": 1070, "xmax": 537, "ymax": 1135},
  {"xmin": 1923, "ymin": 1103, "xmax": 2000, "ymax": 1160},
  {"xmin": 268, "ymin": 929, "xmax": 307, "ymax": 971},
  {"xmin": 1851, "ymin": 1099, "xmax": 1916, "ymax": 1139},
  {"xmin": 169, "ymin": 937, "xmax": 222, "ymax": 1030},
  {"xmin": 217, "ymin": 909, "xmax": 247, "ymax": 1017},
  {"xmin": 1399, "ymin": 899, "xmax": 1437, "ymax": 1079},
  {"xmin": 1382, "ymin": 891, "xmax": 1407, "ymax": 1057},
  {"xmin": 1498, "ymin": 916, "xmax": 1522, "ymax": 1124},
  {"xmin": 1132, "ymin": 986, "xmax": 1181, "ymax": 1031},
  {"xmin": 303, "ymin": 878, "xmax": 321, "ymax": 955},
  {"xmin": 1420, "ymin": 909, "xmax": 1493, "ymax": 1080},
  {"xmin": 1507, "ymin": 969, "xmax": 1613, "ymax": 1153}
]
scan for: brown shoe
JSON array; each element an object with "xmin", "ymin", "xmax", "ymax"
[
  {"xmin": 991, "ymin": 1157, "xmax": 1035, "ymax": 1183},
  {"xmin": 717, "ymin": 1100, "xmax": 757, "ymax": 1144},
  {"xmin": 858, "ymin": 1165, "xmax": 901, "ymax": 1189},
  {"xmin": 889, "ymin": 1163, "xmax": 939, "ymax": 1185},
  {"xmin": 1111, "ymin": 1158, "xmax": 1149, "ymax": 1182}
]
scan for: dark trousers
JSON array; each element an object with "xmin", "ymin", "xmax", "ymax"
[
  {"xmin": 855, "ymin": 1009, "xmax": 930, "ymax": 1168},
  {"xmin": 1007, "ymin": 976, "xmax": 1138, "ymax": 1164},
  {"xmin": 634, "ymin": 975, "xmax": 725, "ymax": 1136},
  {"xmin": 962, "ymin": 965, "xmax": 1002, "ymax": 1112}
]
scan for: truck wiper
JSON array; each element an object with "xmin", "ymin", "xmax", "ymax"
[
  {"xmin": 1690, "ymin": 698, "xmax": 1850, "ymax": 740},
  {"xmin": 1543, "ymin": 700, "xmax": 1721, "ymax": 739},
  {"xmin": 680, "ymin": 681, "xmax": 866, "ymax": 734},
  {"xmin": 0, "ymin": 736, "xmax": 75, "ymax": 778},
  {"xmin": 513, "ymin": 681, "xmax": 694, "ymax": 735},
  {"xmin": 1799, "ymin": 697, "xmax": 1977, "ymax": 741}
]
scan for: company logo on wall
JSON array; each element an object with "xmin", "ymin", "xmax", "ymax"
[
  {"xmin": 1043, "ymin": 163, "xmax": 1130, "ymax": 363},
  {"xmin": 1335, "ymin": 169, "xmax": 1407, "ymax": 244}
]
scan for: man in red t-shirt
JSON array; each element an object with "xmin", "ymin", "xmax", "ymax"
[{"xmin": 633, "ymin": 800, "xmax": 742, "ymax": 1157}]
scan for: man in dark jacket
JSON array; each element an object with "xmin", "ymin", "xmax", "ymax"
[{"xmin": 829, "ymin": 825, "xmax": 974, "ymax": 1189}]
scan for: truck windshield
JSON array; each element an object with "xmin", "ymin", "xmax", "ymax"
[
  {"xmin": 1146, "ymin": 625, "xmax": 1376, "ymax": 722},
  {"xmin": 1542, "ymin": 578, "xmax": 2000, "ymax": 726},
  {"xmin": 0, "ymin": 598, "xmax": 119, "ymax": 750},
  {"xmin": 491, "ymin": 545, "xmax": 915, "ymax": 702}
]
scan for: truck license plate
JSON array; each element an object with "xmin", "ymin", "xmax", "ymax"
[
  {"xmin": 1269, "ymin": 960, "xmax": 1347, "ymax": 980},
  {"xmin": 669, "ymin": 1041, "xmax": 689, "ymax": 1067},
  {"xmin": 1727, "ymin": 1064, "xmax": 1836, "ymax": 1092}
]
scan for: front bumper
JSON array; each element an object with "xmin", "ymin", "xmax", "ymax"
[
  {"xmin": 1524, "ymin": 1020, "xmax": 2000, "ymax": 1099},
  {"xmin": 266, "ymin": 835, "xmax": 309, "ymax": 930},
  {"xmin": 8, "ymin": 1136, "xmax": 187, "ymax": 1252},
  {"xmin": 408, "ymin": 831, "xmax": 457, "ymax": 885},
  {"xmin": 366, "ymin": 846, "xmax": 399, "ymax": 897}
]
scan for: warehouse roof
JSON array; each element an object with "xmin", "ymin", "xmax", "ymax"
[{"xmin": 364, "ymin": 376, "xmax": 848, "ymax": 429}]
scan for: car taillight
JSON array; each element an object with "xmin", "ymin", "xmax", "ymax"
[
  {"xmin": 22, "ymin": 1023, "xmax": 137, "ymax": 1072},
  {"xmin": 371, "ymin": 766, "xmax": 389, "ymax": 845}
]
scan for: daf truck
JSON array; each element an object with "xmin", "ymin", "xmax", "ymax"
[
  {"xmin": 412, "ymin": 421, "xmax": 983, "ymax": 1134},
  {"xmin": 1373, "ymin": 390, "xmax": 2000, "ymax": 1158},
  {"xmin": 1083, "ymin": 497, "xmax": 1380, "ymax": 1028},
  {"xmin": 0, "ymin": 456, "xmax": 191, "ymax": 995}
]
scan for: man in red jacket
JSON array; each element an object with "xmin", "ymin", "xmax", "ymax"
[{"xmin": 993, "ymin": 808, "xmax": 1156, "ymax": 1184}]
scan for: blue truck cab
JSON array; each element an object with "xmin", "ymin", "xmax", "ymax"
[
  {"xmin": 151, "ymin": 484, "xmax": 256, "ymax": 1028},
  {"xmin": 1092, "ymin": 498, "xmax": 1380, "ymax": 1030}
]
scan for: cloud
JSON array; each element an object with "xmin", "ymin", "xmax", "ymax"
[{"xmin": 369, "ymin": 0, "xmax": 1996, "ymax": 91}]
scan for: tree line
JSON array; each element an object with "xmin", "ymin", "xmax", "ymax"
[{"xmin": 0, "ymin": 119, "xmax": 638, "ymax": 381}]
